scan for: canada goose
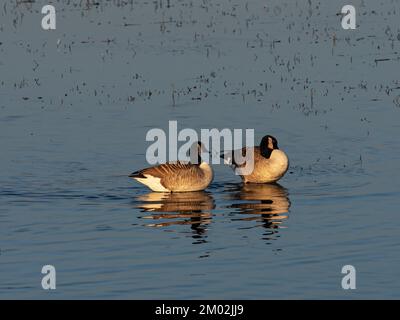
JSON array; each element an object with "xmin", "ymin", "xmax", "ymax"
[
  {"xmin": 130, "ymin": 142, "xmax": 213, "ymax": 192},
  {"xmin": 221, "ymin": 135, "xmax": 289, "ymax": 183}
]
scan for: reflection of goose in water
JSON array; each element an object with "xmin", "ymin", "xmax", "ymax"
[
  {"xmin": 226, "ymin": 183, "xmax": 291, "ymax": 237},
  {"xmin": 135, "ymin": 191, "xmax": 215, "ymax": 236}
]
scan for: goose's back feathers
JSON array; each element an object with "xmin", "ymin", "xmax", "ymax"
[
  {"xmin": 222, "ymin": 146, "xmax": 289, "ymax": 183},
  {"xmin": 131, "ymin": 161, "xmax": 213, "ymax": 192}
]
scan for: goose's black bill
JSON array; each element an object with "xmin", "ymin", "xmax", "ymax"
[{"xmin": 129, "ymin": 171, "xmax": 145, "ymax": 178}]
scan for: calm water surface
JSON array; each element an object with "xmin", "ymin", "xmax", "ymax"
[{"xmin": 1, "ymin": 0, "xmax": 400, "ymax": 299}]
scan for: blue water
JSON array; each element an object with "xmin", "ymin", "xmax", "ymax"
[{"xmin": 1, "ymin": 0, "xmax": 400, "ymax": 299}]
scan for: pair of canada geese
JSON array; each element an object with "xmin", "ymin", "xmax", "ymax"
[{"xmin": 130, "ymin": 135, "xmax": 289, "ymax": 192}]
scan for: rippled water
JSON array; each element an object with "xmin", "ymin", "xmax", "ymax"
[{"xmin": 1, "ymin": 0, "xmax": 400, "ymax": 299}]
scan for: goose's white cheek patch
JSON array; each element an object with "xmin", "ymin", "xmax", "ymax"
[
  {"xmin": 222, "ymin": 152, "xmax": 235, "ymax": 166},
  {"xmin": 223, "ymin": 155, "xmax": 233, "ymax": 165},
  {"xmin": 134, "ymin": 175, "xmax": 169, "ymax": 192}
]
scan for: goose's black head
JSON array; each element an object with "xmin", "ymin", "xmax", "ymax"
[
  {"xmin": 190, "ymin": 141, "xmax": 208, "ymax": 164},
  {"xmin": 260, "ymin": 135, "xmax": 279, "ymax": 159}
]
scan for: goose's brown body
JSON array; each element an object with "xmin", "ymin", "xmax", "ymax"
[
  {"xmin": 222, "ymin": 135, "xmax": 289, "ymax": 183},
  {"xmin": 236, "ymin": 147, "xmax": 289, "ymax": 183},
  {"xmin": 131, "ymin": 161, "xmax": 213, "ymax": 192}
]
